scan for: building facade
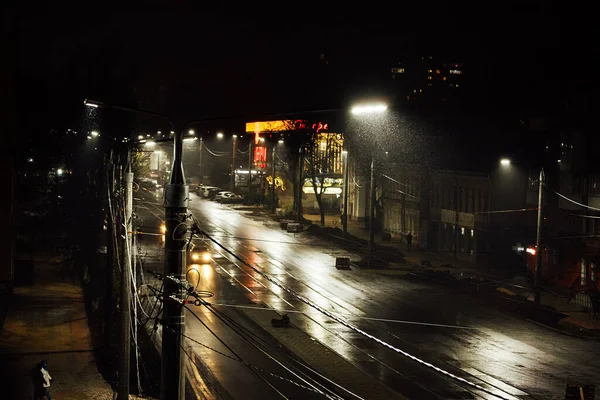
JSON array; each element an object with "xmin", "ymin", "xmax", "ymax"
[{"xmin": 354, "ymin": 166, "xmax": 490, "ymax": 263}]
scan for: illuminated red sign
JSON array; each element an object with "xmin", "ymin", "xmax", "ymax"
[
  {"xmin": 312, "ymin": 122, "xmax": 329, "ymax": 133},
  {"xmin": 254, "ymin": 146, "xmax": 267, "ymax": 169}
]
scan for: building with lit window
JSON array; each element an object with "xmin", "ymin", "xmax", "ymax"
[{"xmin": 390, "ymin": 55, "xmax": 465, "ymax": 104}]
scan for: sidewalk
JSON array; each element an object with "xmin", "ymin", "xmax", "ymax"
[
  {"xmin": 301, "ymin": 213, "xmax": 600, "ymax": 338},
  {"xmin": 0, "ymin": 253, "xmax": 117, "ymax": 399}
]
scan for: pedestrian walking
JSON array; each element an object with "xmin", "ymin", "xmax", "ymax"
[
  {"xmin": 38, "ymin": 360, "xmax": 53, "ymax": 400},
  {"xmin": 406, "ymin": 232, "xmax": 413, "ymax": 251}
]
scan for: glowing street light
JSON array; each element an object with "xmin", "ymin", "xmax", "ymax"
[
  {"xmin": 350, "ymin": 103, "xmax": 387, "ymax": 115},
  {"xmin": 188, "ymin": 129, "xmax": 195, "ymax": 135},
  {"xmin": 216, "ymin": 132, "xmax": 224, "ymax": 139},
  {"xmin": 57, "ymin": 168, "xmax": 64, "ymax": 176},
  {"xmin": 91, "ymin": 130, "xmax": 99, "ymax": 137},
  {"xmin": 84, "ymin": 99, "xmax": 100, "ymax": 108},
  {"xmin": 500, "ymin": 158, "xmax": 511, "ymax": 166}
]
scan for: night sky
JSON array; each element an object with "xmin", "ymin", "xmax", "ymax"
[{"xmin": 1, "ymin": 2, "xmax": 597, "ymax": 158}]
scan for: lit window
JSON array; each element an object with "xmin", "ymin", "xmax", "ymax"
[
  {"xmin": 455, "ymin": 84, "xmax": 459, "ymax": 87},
  {"xmin": 428, "ymin": 83, "xmax": 432, "ymax": 87},
  {"xmin": 581, "ymin": 259, "xmax": 587, "ymax": 285},
  {"xmin": 419, "ymin": 89, "xmax": 422, "ymax": 93},
  {"xmin": 428, "ymin": 69, "xmax": 432, "ymax": 73},
  {"xmin": 392, "ymin": 67, "xmax": 405, "ymax": 74},
  {"xmin": 435, "ymin": 69, "xmax": 440, "ymax": 74},
  {"xmin": 450, "ymin": 69, "xmax": 463, "ymax": 75},
  {"xmin": 427, "ymin": 76, "xmax": 432, "ymax": 80},
  {"xmin": 443, "ymin": 76, "xmax": 447, "ymax": 81}
]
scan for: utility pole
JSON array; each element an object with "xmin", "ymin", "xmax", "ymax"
[
  {"xmin": 342, "ymin": 151, "xmax": 349, "ymax": 236},
  {"xmin": 105, "ymin": 151, "xmax": 115, "ymax": 351},
  {"xmin": 534, "ymin": 169, "xmax": 544, "ymax": 306},
  {"xmin": 247, "ymin": 140, "xmax": 253, "ymax": 204},
  {"xmin": 368, "ymin": 156, "xmax": 376, "ymax": 267},
  {"xmin": 162, "ymin": 130, "xmax": 188, "ymax": 400},
  {"xmin": 271, "ymin": 144, "xmax": 276, "ymax": 213},
  {"xmin": 198, "ymin": 138, "xmax": 204, "ymax": 185},
  {"xmin": 454, "ymin": 174, "xmax": 459, "ymax": 261},
  {"xmin": 118, "ymin": 154, "xmax": 133, "ymax": 400},
  {"xmin": 297, "ymin": 146, "xmax": 304, "ymax": 223},
  {"xmin": 231, "ymin": 135, "xmax": 237, "ymax": 192}
]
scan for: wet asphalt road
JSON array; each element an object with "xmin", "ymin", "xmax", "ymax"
[{"xmin": 135, "ymin": 190, "xmax": 600, "ymax": 399}]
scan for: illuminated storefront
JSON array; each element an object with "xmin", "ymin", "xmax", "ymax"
[{"xmin": 244, "ymin": 119, "xmax": 345, "ymax": 212}]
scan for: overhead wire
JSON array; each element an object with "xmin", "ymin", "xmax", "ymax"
[
  {"xmin": 183, "ymin": 304, "xmax": 289, "ymax": 399},
  {"xmin": 200, "ymin": 302, "xmax": 354, "ymax": 400},
  {"xmin": 180, "ymin": 304, "xmax": 343, "ymax": 399},
  {"xmin": 199, "ymin": 228, "xmax": 514, "ymax": 400}
]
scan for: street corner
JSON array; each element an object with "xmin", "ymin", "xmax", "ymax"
[{"xmin": 557, "ymin": 316, "xmax": 600, "ymax": 339}]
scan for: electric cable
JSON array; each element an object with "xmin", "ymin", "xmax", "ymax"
[
  {"xmin": 198, "ymin": 228, "xmax": 514, "ymax": 400},
  {"xmin": 184, "ymin": 305, "xmax": 289, "ymax": 399},
  {"xmin": 200, "ymin": 302, "xmax": 350, "ymax": 400}
]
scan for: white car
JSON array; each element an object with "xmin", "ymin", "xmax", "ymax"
[
  {"xmin": 214, "ymin": 191, "xmax": 242, "ymax": 203},
  {"xmin": 198, "ymin": 186, "xmax": 221, "ymax": 198}
]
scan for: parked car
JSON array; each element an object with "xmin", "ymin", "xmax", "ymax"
[
  {"xmin": 198, "ymin": 186, "xmax": 221, "ymax": 198},
  {"xmin": 215, "ymin": 191, "xmax": 244, "ymax": 204},
  {"xmin": 205, "ymin": 188, "xmax": 223, "ymax": 200}
]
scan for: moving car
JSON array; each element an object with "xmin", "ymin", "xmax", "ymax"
[{"xmin": 214, "ymin": 191, "xmax": 243, "ymax": 203}]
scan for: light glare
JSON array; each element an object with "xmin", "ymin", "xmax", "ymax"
[
  {"xmin": 351, "ymin": 103, "xmax": 387, "ymax": 115},
  {"xmin": 500, "ymin": 158, "xmax": 511, "ymax": 166}
]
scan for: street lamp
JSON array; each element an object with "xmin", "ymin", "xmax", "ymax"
[
  {"xmin": 91, "ymin": 130, "xmax": 99, "ymax": 137},
  {"xmin": 188, "ymin": 129, "xmax": 195, "ymax": 135},
  {"xmin": 350, "ymin": 102, "xmax": 388, "ymax": 266},
  {"xmin": 84, "ymin": 98, "xmax": 187, "ymax": 400},
  {"xmin": 231, "ymin": 135, "xmax": 237, "ymax": 192},
  {"xmin": 216, "ymin": 132, "xmax": 224, "ymax": 139},
  {"xmin": 498, "ymin": 157, "xmax": 544, "ymax": 306},
  {"xmin": 351, "ymin": 103, "xmax": 387, "ymax": 115},
  {"xmin": 342, "ymin": 150, "xmax": 349, "ymax": 236}
]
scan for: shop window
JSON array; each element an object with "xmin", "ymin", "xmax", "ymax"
[{"xmin": 581, "ymin": 259, "xmax": 587, "ymax": 285}]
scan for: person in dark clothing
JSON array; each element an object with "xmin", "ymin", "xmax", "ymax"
[{"xmin": 406, "ymin": 232, "xmax": 413, "ymax": 251}]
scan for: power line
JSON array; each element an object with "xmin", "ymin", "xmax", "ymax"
[
  {"xmin": 198, "ymin": 302, "xmax": 344, "ymax": 400},
  {"xmin": 183, "ymin": 305, "xmax": 289, "ymax": 399},
  {"xmin": 198, "ymin": 226, "xmax": 514, "ymax": 400}
]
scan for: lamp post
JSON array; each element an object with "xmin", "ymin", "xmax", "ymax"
[
  {"xmin": 350, "ymin": 102, "xmax": 387, "ymax": 266},
  {"xmin": 499, "ymin": 158, "xmax": 544, "ymax": 306},
  {"xmin": 198, "ymin": 137, "xmax": 204, "ymax": 185},
  {"xmin": 342, "ymin": 150, "xmax": 349, "ymax": 236},
  {"xmin": 231, "ymin": 135, "xmax": 237, "ymax": 192},
  {"xmin": 271, "ymin": 144, "xmax": 277, "ymax": 213},
  {"xmin": 248, "ymin": 140, "xmax": 253, "ymax": 204},
  {"xmin": 85, "ymin": 99, "xmax": 188, "ymax": 400},
  {"xmin": 534, "ymin": 169, "xmax": 544, "ymax": 306}
]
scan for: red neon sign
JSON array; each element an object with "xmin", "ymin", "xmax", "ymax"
[
  {"xmin": 254, "ymin": 146, "xmax": 267, "ymax": 169},
  {"xmin": 312, "ymin": 122, "xmax": 329, "ymax": 133}
]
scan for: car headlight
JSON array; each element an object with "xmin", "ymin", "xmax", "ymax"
[{"xmin": 190, "ymin": 252, "xmax": 211, "ymax": 262}]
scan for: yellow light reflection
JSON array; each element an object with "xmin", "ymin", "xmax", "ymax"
[{"xmin": 245, "ymin": 120, "xmax": 296, "ymax": 133}]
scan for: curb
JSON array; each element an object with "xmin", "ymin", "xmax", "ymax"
[{"xmin": 406, "ymin": 269, "xmax": 600, "ymax": 340}]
